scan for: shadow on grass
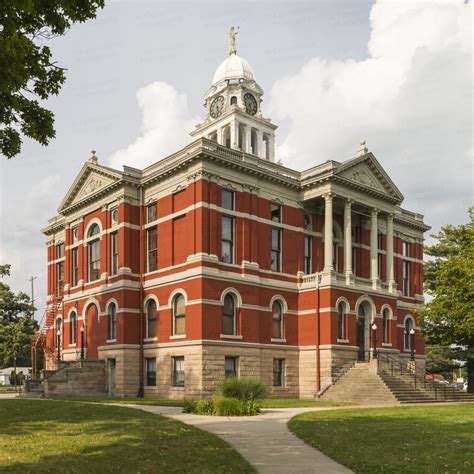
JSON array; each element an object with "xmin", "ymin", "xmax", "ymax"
[
  {"xmin": 289, "ymin": 405, "xmax": 474, "ymax": 473},
  {"xmin": 0, "ymin": 400, "xmax": 254, "ymax": 473}
]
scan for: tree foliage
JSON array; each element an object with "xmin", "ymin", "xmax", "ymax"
[
  {"xmin": 0, "ymin": 265, "xmax": 37, "ymax": 367},
  {"xmin": 0, "ymin": 1, "xmax": 105, "ymax": 158},
  {"xmin": 420, "ymin": 209, "xmax": 474, "ymax": 391}
]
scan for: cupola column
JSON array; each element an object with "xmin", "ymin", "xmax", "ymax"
[
  {"xmin": 256, "ymin": 130, "xmax": 264, "ymax": 159},
  {"xmin": 244, "ymin": 125, "xmax": 251, "ymax": 154},
  {"xmin": 268, "ymin": 133, "xmax": 275, "ymax": 162},
  {"xmin": 386, "ymin": 213, "xmax": 396, "ymax": 293},
  {"xmin": 217, "ymin": 128, "xmax": 223, "ymax": 146},
  {"xmin": 323, "ymin": 193, "xmax": 334, "ymax": 272},
  {"xmin": 230, "ymin": 121, "xmax": 238, "ymax": 150}
]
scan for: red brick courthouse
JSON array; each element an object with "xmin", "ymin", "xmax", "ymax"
[{"xmin": 39, "ymin": 40, "xmax": 430, "ymax": 399}]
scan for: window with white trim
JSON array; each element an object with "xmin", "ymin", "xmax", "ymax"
[
  {"xmin": 225, "ymin": 356, "xmax": 238, "ymax": 378},
  {"xmin": 87, "ymin": 224, "xmax": 100, "ymax": 282},
  {"xmin": 337, "ymin": 302, "xmax": 346, "ymax": 340},
  {"xmin": 173, "ymin": 294, "xmax": 185, "ymax": 336},
  {"xmin": 402, "ymin": 261, "xmax": 410, "ymax": 296},
  {"xmin": 110, "ymin": 232, "xmax": 118, "ymax": 276},
  {"xmin": 222, "ymin": 294, "xmax": 236, "ymax": 335},
  {"xmin": 147, "ymin": 227, "xmax": 157, "ymax": 272},
  {"xmin": 108, "ymin": 303, "xmax": 117, "ymax": 340},
  {"xmin": 71, "ymin": 248, "xmax": 79, "ymax": 286},
  {"xmin": 272, "ymin": 301, "xmax": 283, "ymax": 339},
  {"xmin": 382, "ymin": 308, "xmax": 390, "ymax": 343},
  {"xmin": 146, "ymin": 299, "xmax": 157, "ymax": 338},
  {"xmin": 70, "ymin": 311, "xmax": 77, "ymax": 345},
  {"xmin": 273, "ymin": 359, "xmax": 284, "ymax": 387},
  {"xmin": 404, "ymin": 318, "xmax": 414, "ymax": 350},
  {"xmin": 147, "ymin": 203, "xmax": 157, "ymax": 223},
  {"xmin": 222, "ymin": 189, "xmax": 234, "ymax": 211},
  {"xmin": 271, "ymin": 204, "xmax": 281, "ymax": 223},
  {"xmin": 145, "ymin": 358, "xmax": 156, "ymax": 387},
  {"xmin": 221, "ymin": 216, "xmax": 234, "ymax": 263},
  {"xmin": 304, "ymin": 235, "xmax": 312, "ymax": 274},
  {"xmin": 172, "ymin": 356, "xmax": 185, "ymax": 387},
  {"xmin": 271, "ymin": 228, "xmax": 281, "ymax": 272}
]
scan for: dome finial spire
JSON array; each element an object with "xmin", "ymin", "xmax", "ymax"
[{"xmin": 229, "ymin": 26, "xmax": 239, "ymax": 55}]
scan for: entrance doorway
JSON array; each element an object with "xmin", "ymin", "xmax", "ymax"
[
  {"xmin": 107, "ymin": 359, "xmax": 116, "ymax": 397},
  {"xmin": 356, "ymin": 302, "xmax": 371, "ymax": 361}
]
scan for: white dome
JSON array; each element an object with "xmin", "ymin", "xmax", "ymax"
[{"xmin": 212, "ymin": 54, "xmax": 255, "ymax": 84}]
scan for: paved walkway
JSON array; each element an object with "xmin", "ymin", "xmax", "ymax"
[{"xmin": 123, "ymin": 404, "xmax": 352, "ymax": 474}]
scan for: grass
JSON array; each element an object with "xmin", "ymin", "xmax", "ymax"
[
  {"xmin": 0, "ymin": 399, "xmax": 254, "ymax": 473},
  {"xmin": 288, "ymin": 404, "xmax": 474, "ymax": 473},
  {"xmin": 56, "ymin": 396, "xmax": 351, "ymax": 409}
]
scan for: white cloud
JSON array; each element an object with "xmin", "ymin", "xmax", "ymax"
[
  {"xmin": 108, "ymin": 81, "xmax": 199, "ymax": 170},
  {"xmin": 269, "ymin": 0, "xmax": 472, "ymax": 232}
]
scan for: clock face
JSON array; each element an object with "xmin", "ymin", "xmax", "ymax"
[
  {"xmin": 244, "ymin": 93, "xmax": 258, "ymax": 115},
  {"xmin": 210, "ymin": 95, "xmax": 224, "ymax": 118}
]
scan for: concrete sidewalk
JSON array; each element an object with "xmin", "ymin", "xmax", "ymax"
[{"xmin": 125, "ymin": 404, "xmax": 351, "ymax": 474}]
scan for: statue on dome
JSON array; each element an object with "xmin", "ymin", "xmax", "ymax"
[{"xmin": 229, "ymin": 26, "xmax": 239, "ymax": 55}]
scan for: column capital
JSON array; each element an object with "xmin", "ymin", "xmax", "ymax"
[
  {"xmin": 322, "ymin": 192, "xmax": 335, "ymax": 201},
  {"xmin": 371, "ymin": 207, "xmax": 379, "ymax": 216},
  {"xmin": 387, "ymin": 212, "xmax": 394, "ymax": 221},
  {"xmin": 344, "ymin": 198, "xmax": 354, "ymax": 206}
]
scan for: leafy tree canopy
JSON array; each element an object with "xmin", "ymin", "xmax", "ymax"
[
  {"xmin": 421, "ymin": 209, "xmax": 474, "ymax": 391},
  {"xmin": 0, "ymin": 1, "xmax": 105, "ymax": 158}
]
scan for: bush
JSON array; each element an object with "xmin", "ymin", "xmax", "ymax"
[
  {"xmin": 219, "ymin": 377, "xmax": 267, "ymax": 402},
  {"xmin": 213, "ymin": 397, "xmax": 246, "ymax": 416},
  {"xmin": 196, "ymin": 399, "xmax": 214, "ymax": 415},
  {"xmin": 182, "ymin": 400, "xmax": 198, "ymax": 413}
]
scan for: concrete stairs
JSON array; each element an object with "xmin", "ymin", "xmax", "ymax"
[
  {"xmin": 23, "ymin": 360, "xmax": 107, "ymax": 398},
  {"xmin": 320, "ymin": 362, "xmax": 399, "ymax": 405}
]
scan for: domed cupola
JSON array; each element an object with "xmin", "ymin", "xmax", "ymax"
[{"xmin": 191, "ymin": 27, "xmax": 277, "ymax": 162}]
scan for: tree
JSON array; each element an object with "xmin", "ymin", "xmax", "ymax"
[
  {"xmin": 420, "ymin": 209, "xmax": 474, "ymax": 392},
  {"xmin": 0, "ymin": 265, "xmax": 37, "ymax": 368},
  {"xmin": 425, "ymin": 345, "xmax": 464, "ymax": 381},
  {"xmin": 0, "ymin": 1, "xmax": 105, "ymax": 158}
]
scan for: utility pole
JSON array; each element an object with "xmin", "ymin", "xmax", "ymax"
[{"xmin": 29, "ymin": 276, "xmax": 37, "ymax": 319}]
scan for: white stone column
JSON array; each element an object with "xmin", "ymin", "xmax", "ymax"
[
  {"xmin": 244, "ymin": 126, "xmax": 251, "ymax": 154},
  {"xmin": 343, "ymin": 199, "xmax": 354, "ymax": 285},
  {"xmin": 268, "ymin": 133, "xmax": 275, "ymax": 162},
  {"xmin": 370, "ymin": 208, "xmax": 379, "ymax": 288},
  {"xmin": 256, "ymin": 130, "xmax": 264, "ymax": 159},
  {"xmin": 217, "ymin": 127, "xmax": 223, "ymax": 145},
  {"xmin": 323, "ymin": 193, "xmax": 334, "ymax": 272},
  {"xmin": 230, "ymin": 121, "xmax": 238, "ymax": 150},
  {"xmin": 386, "ymin": 213, "xmax": 396, "ymax": 292}
]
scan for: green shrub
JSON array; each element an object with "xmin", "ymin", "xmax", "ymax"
[
  {"xmin": 183, "ymin": 400, "xmax": 198, "ymax": 413},
  {"xmin": 213, "ymin": 397, "xmax": 246, "ymax": 416},
  {"xmin": 219, "ymin": 377, "xmax": 267, "ymax": 402},
  {"xmin": 196, "ymin": 399, "xmax": 214, "ymax": 415},
  {"xmin": 244, "ymin": 399, "xmax": 261, "ymax": 416}
]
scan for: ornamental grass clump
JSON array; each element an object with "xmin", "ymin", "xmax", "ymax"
[
  {"xmin": 213, "ymin": 397, "xmax": 246, "ymax": 416},
  {"xmin": 218, "ymin": 377, "xmax": 267, "ymax": 403}
]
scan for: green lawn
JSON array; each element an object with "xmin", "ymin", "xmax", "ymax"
[
  {"xmin": 56, "ymin": 396, "xmax": 350, "ymax": 409},
  {"xmin": 289, "ymin": 404, "xmax": 474, "ymax": 473},
  {"xmin": 0, "ymin": 399, "xmax": 254, "ymax": 473}
]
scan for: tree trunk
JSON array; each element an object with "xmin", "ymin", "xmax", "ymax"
[{"xmin": 467, "ymin": 355, "xmax": 474, "ymax": 394}]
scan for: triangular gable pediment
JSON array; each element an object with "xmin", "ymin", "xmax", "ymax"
[
  {"xmin": 58, "ymin": 163, "xmax": 122, "ymax": 213},
  {"xmin": 334, "ymin": 153, "xmax": 404, "ymax": 202}
]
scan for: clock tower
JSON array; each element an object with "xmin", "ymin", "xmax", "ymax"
[{"xmin": 191, "ymin": 28, "xmax": 277, "ymax": 162}]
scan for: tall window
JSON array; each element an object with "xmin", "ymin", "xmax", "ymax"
[
  {"xmin": 332, "ymin": 230, "xmax": 338, "ymax": 269},
  {"xmin": 222, "ymin": 189, "xmax": 234, "ymax": 210},
  {"xmin": 72, "ymin": 248, "xmax": 79, "ymax": 286},
  {"xmin": 88, "ymin": 223, "xmax": 101, "ymax": 282},
  {"xmin": 70, "ymin": 312, "xmax": 77, "ymax": 345},
  {"xmin": 304, "ymin": 236, "xmax": 312, "ymax": 274},
  {"xmin": 56, "ymin": 261, "xmax": 64, "ymax": 295},
  {"xmin": 337, "ymin": 302, "xmax": 346, "ymax": 340},
  {"xmin": 147, "ymin": 228, "xmax": 157, "ymax": 272},
  {"xmin": 377, "ymin": 233, "xmax": 383, "ymax": 278},
  {"xmin": 110, "ymin": 232, "xmax": 118, "ymax": 276},
  {"xmin": 271, "ymin": 228, "xmax": 281, "ymax": 272},
  {"xmin": 271, "ymin": 204, "xmax": 281, "ymax": 222},
  {"xmin": 172, "ymin": 356, "xmax": 185, "ymax": 387},
  {"xmin": 56, "ymin": 243, "xmax": 64, "ymax": 259},
  {"xmin": 173, "ymin": 294, "xmax": 186, "ymax": 335},
  {"xmin": 402, "ymin": 261, "xmax": 410, "ymax": 296},
  {"xmin": 222, "ymin": 294, "xmax": 236, "ymax": 335},
  {"xmin": 147, "ymin": 203, "xmax": 157, "ymax": 223},
  {"xmin": 402, "ymin": 241, "xmax": 410, "ymax": 257},
  {"xmin": 109, "ymin": 303, "xmax": 117, "ymax": 340},
  {"xmin": 382, "ymin": 308, "xmax": 390, "ymax": 344},
  {"xmin": 221, "ymin": 216, "xmax": 234, "ymax": 263},
  {"xmin": 145, "ymin": 358, "xmax": 156, "ymax": 386},
  {"xmin": 352, "ymin": 227, "xmax": 359, "ymax": 275},
  {"xmin": 404, "ymin": 318, "xmax": 414, "ymax": 350},
  {"xmin": 146, "ymin": 300, "xmax": 157, "ymax": 338},
  {"xmin": 272, "ymin": 301, "xmax": 283, "ymax": 339},
  {"xmin": 225, "ymin": 356, "xmax": 238, "ymax": 378},
  {"xmin": 273, "ymin": 359, "xmax": 284, "ymax": 387}
]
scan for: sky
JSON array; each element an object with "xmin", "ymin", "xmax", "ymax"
[{"xmin": 0, "ymin": 0, "xmax": 472, "ymax": 318}]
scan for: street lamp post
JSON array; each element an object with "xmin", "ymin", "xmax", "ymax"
[
  {"xmin": 80, "ymin": 326, "xmax": 85, "ymax": 360},
  {"xmin": 410, "ymin": 328, "xmax": 415, "ymax": 361},
  {"xmin": 57, "ymin": 327, "xmax": 61, "ymax": 361},
  {"xmin": 372, "ymin": 322, "xmax": 378, "ymax": 359}
]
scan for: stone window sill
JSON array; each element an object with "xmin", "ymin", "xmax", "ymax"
[
  {"xmin": 68, "ymin": 344, "xmax": 77, "ymax": 347},
  {"xmin": 273, "ymin": 386, "xmax": 286, "ymax": 390},
  {"xmin": 170, "ymin": 335, "xmax": 186, "ymax": 340},
  {"xmin": 382, "ymin": 343, "xmax": 392, "ymax": 347},
  {"xmin": 144, "ymin": 337, "xmax": 157, "ymax": 342},
  {"xmin": 220, "ymin": 334, "xmax": 243, "ymax": 340},
  {"xmin": 144, "ymin": 386, "xmax": 157, "ymax": 390},
  {"xmin": 170, "ymin": 386, "xmax": 184, "ymax": 391},
  {"xmin": 271, "ymin": 338, "xmax": 287, "ymax": 343},
  {"xmin": 337, "ymin": 339, "xmax": 349, "ymax": 344},
  {"xmin": 106, "ymin": 339, "xmax": 117, "ymax": 343}
]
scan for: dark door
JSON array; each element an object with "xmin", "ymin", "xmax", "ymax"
[{"xmin": 356, "ymin": 317, "xmax": 365, "ymax": 361}]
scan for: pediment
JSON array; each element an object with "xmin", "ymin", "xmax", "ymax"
[
  {"xmin": 334, "ymin": 153, "xmax": 404, "ymax": 202},
  {"xmin": 58, "ymin": 163, "xmax": 122, "ymax": 213}
]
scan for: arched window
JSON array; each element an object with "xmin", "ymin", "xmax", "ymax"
[
  {"xmin": 173, "ymin": 294, "xmax": 185, "ymax": 336},
  {"xmin": 337, "ymin": 302, "xmax": 346, "ymax": 340},
  {"xmin": 146, "ymin": 300, "xmax": 157, "ymax": 338},
  {"xmin": 70, "ymin": 312, "xmax": 77, "ymax": 345},
  {"xmin": 230, "ymin": 96, "xmax": 237, "ymax": 105},
  {"xmin": 87, "ymin": 223, "xmax": 101, "ymax": 282},
  {"xmin": 108, "ymin": 303, "xmax": 117, "ymax": 340},
  {"xmin": 404, "ymin": 318, "xmax": 414, "ymax": 350},
  {"xmin": 272, "ymin": 301, "xmax": 283, "ymax": 339},
  {"xmin": 382, "ymin": 308, "xmax": 390, "ymax": 344},
  {"xmin": 222, "ymin": 294, "xmax": 236, "ymax": 335},
  {"xmin": 56, "ymin": 317, "xmax": 62, "ymax": 349}
]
